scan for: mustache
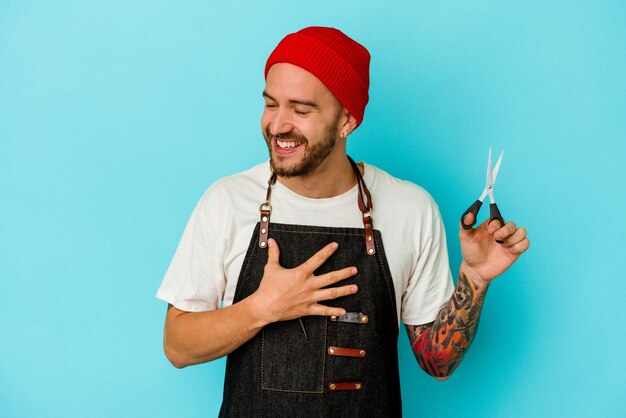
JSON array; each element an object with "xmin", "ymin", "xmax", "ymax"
[{"xmin": 265, "ymin": 129, "xmax": 308, "ymax": 143}]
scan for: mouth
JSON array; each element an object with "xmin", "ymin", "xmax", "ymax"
[
  {"xmin": 273, "ymin": 136, "xmax": 304, "ymax": 154},
  {"xmin": 276, "ymin": 138, "xmax": 302, "ymax": 149}
]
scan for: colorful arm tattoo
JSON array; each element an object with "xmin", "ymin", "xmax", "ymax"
[{"xmin": 405, "ymin": 272, "xmax": 487, "ymax": 379}]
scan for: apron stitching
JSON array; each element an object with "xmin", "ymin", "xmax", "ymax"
[
  {"xmin": 271, "ymin": 226, "xmax": 396, "ymax": 321},
  {"xmin": 271, "ymin": 228, "xmax": 365, "ymax": 237},
  {"xmin": 322, "ymin": 317, "xmax": 327, "ymax": 392},
  {"xmin": 260, "ymin": 322, "xmax": 326, "ymax": 394},
  {"xmin": 375, "ymin": 235, "xmax": 399, "ymax": 331},
  {"xmin": 260, "ymin": 387, "xmax": 324, "ymax": 394},
  {"xmin": 243, "ymin": 225, "xmax": 329, "ymax": 394},
  {"xmin": 260, "ymin": 328, "xmax": 265, "ymax": 389},
  {"xmin": 233, "ymin": 228, "xmax": 260, "ymax": 302},
  {"xmin": 237, "ymin": 228, "xmax": 267, "ymax": 392}
]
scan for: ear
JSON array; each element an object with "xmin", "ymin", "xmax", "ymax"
[{"xmin": 340, "ymin": 110, "xmax": 358, "ymax": 138}]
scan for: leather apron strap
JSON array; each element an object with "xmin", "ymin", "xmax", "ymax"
[{"xmin": 258, "ymin": 156, "xmax": 376, "ymax": 255}]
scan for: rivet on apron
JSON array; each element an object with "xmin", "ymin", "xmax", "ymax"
[
  {"xmin": 359, "ymin": 350, "xmax": 366, "ymax": 357},
  {"xmin": 328, "ymin": 347, "xmax": 335, "ymax": 354},
  {"xmin": 260, "ymin": 242, "xmax": 266, "ymax": 247},
  {"xmin": 368, "ymin": 248, "xmax": 374, "ymax": 254},
  {"xmin": 355, "ymin": 383, "xmax": 362, "ymax": 390},
  {"xmin": 330, "ymin": 312, "xmax": 368, "ymax": 324},
  {"xmin": 329, "ymin": 383, "xmax": 336, "ymax": 390},
  {"xmin": 262, "ymin": 216, "xmax": 267, "ymax": 222}
]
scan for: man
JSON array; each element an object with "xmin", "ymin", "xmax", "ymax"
[{"xmin": 157, "ymin": 26, "xmax": 529, "ymax": 417}]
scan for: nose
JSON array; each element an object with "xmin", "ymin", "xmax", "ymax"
[{"xmin": 265, "ymin": 107, "xmax": 294, "ymax": 137}]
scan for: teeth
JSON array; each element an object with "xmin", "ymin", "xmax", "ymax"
[{"xmin": 277, "ymin": 139, "xmax": 301, "ymax": 149}]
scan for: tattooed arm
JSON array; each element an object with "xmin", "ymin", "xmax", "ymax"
[
  {"xmin": 405, "ymin": 267, "xmax": 487, "ymax": 380},
  {"xmin": 405, "ymin": 209, "xmax": 530, "ymax": 379}
]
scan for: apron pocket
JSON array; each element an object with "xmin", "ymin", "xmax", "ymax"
[{"xmin": 261, "ymin": 316, "xmax": 326, "ymax": 393}]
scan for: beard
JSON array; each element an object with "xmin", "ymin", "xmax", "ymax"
[{"xmin": 264, "ymin": 120, "xmax": 340, "ymax": 178}]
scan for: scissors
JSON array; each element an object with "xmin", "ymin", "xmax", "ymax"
[{"xmin": 461, "ymin": 148, "xmax": 505, "ymax": 243}]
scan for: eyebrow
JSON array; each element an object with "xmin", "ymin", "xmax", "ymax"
[{"xmin": 262, "ymin": 91, "xmax": 319, "ymax": 109}]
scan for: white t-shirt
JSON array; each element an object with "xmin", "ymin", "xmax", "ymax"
[{"xmin": 157, "ymin": 161, "xmax": 454, "ymax": 326}]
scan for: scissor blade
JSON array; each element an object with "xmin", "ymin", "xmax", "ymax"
[
  {"xmin": 486, "ymin": 148, "xmax": 493, "ymax": 188},
  {"xmin": 492, "ymin": 150, "xmax": 504, "ymax": 185}
]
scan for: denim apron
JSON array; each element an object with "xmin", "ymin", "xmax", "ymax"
[{"xmin": 219, "ymin": 158, "xmax": 402, "ymax": 417}]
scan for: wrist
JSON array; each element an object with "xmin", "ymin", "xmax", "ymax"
[
  {"xmin": 246, "ymin": 291, "xmax": 277, "ymax": 328},
  {"xmin": 460, "ymin": 261, "xmax": 491, "ymax": 291}
]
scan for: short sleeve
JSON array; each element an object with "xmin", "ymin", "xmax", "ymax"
[
  {"xmin": 400, "ymin": 200, "xmax": 455, "ymax": 325},
  {"xmin": 156, "ymin": 186, "xmax": 228, "ymax": 312}
]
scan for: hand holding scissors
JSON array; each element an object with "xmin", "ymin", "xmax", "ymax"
[{"xmin": 461, "ymin": 148, "xmax": 505, "ymax": 243}]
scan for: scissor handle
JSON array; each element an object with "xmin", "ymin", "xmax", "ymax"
[
  {"xmin": 461, "ymin": 200, "xmax": 482, "ymax": 229},
  {"xmin": 489, "ymin": 203, "xmax": 505, "ymax": 244}
]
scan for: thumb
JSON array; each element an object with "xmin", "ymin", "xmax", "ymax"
[{"xmin": 266, "ymin": 238, "xmax": 280, "ymax": 265}]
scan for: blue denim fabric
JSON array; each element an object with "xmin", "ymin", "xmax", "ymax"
[{"xmin": 219, "ymin": 222, "xmax": 402, "ymax": 418}]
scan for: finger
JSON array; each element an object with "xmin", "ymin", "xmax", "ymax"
[
  {"xmin": 314, "ymin": 267, "xmax": 358, "ymax": 289},
  {"xmin": 493, "ymin": 221, "xmax": 517, "ymax": 241},
  {"xmin": 459, "ymin": 213, "xmax": 478, "ymax": 240},
  {"xmin": 502, "ymin": 226, "xmax": 527, "ymax": 247},
  {"xmin": 506, "ymin": 237, "xmax": 530, "ymax": 254},
  {"xmin": 315, "ymin": 284, "xmax": 358, "ymax": 302},
  {"xmin": 461, "ymin": 211, "xmax": 475, "ymax": 228},
  {"xmin": 488, "ymin": 219, "xmax": 503, "ymax": 234},
  {"xmin": 266, "ymin": 238, "xmax": 280, "ymax": 266},
  {"xmin": 310, "ymin": 303, "xmax": 347, "ymax": 317},
  {"xmin": 301, "ymin": 242, "xmax": 339, "ymax": 273}
]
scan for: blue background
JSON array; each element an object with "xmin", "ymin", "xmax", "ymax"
[{"xmin": 2, "ymin": 1, "xmax": 625, "ymax": 417}]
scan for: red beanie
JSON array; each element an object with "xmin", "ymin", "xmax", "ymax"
[{"xmin": 264, "ymin": 26, "xmax": 371, "ymax": 127}]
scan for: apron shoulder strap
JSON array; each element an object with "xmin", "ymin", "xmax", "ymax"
[
  {"xmin": 258, "ymin": 174, "xmax": 276, "ymax": 249},
  {"xmin": 347, "ymin": 156, "xmax": 376, "ymax": 256},
  {"xmin": 258, "ymin": 158, "xmax": 376, "ymax": 256}
]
